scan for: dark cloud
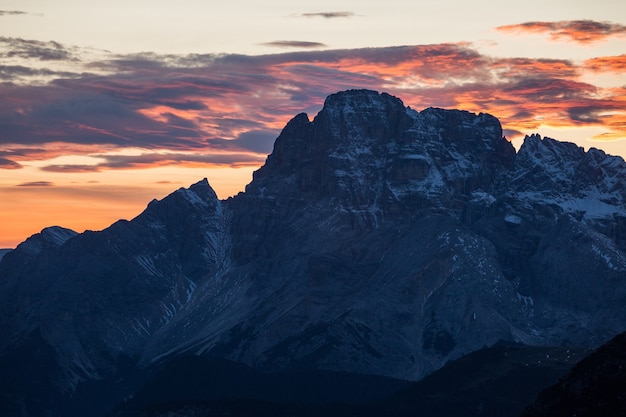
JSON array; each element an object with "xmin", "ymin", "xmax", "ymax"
[
  {"xmin": 497, "ymin": 20, "xmax": 626, "ymax": 44},
  {"xmin": 17, "ymin": 181, "xmax": 54, "ymax": 187},
  {"xmin": 299, "ymin": 12, "xmax": 355, "ymax": 19},
  {"xmin": 41, "ymin": 152, "xmax": 265, "ymax": 172},
  {"xmin": 0, "ymin": 37, "xmax": 74, "ymax": 61},
  {"xmin": 38, "ymin": 164, "xmax": 99, "ymax": 173},
  {"xmin": 0, "ymin": 147, "xmax": 50, "ymax": 159},
  {"xmin": 502, "ymin": 78, "xmax": 596, "ymax": 102},
  {"xmin": 260, "ymin": 41, "xmax": 327, "ymax": 49},
  {"xmin": 208, "ymin": 130, "xmax": 277, "ymax": 154},
  {"xmin": 0, "ymin": 157, "xmax": 22, "ymax": 169},
  {"xmin": 0, "ymin": 64, "xmax": 80, "ymax": 81},
  {"xmin": 0, "ymin": 84, "xmax": 209, "ymax": 149},
  {"xmin": 503, "ymin": 129, "xmax": 523, "ymax": 139},
  {"xmin": 568, "ymin": 106, "xmax": 603, "ymax": 123},
  {"xmin": 0, "ymin": 10, "xmax": 28, "ymax": 16}
]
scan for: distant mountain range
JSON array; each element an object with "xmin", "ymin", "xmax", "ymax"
[{"xmin": 1, "ymin": 89, "xmax": 625, "ymax": 416}]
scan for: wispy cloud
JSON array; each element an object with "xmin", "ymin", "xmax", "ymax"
[
  {"xmin": 0, "ymin": 37, "xmax": 74, "ymax": 61},
  {"xmin": 260, "ymin": 41, "xmax": 327, "ymax": 49},
  {"xmin": 497, "ymin": 20, "xmax": 626, "ymax": 44},
  {"xmin": 0, "ymin": 65, "xmax": 79, "ymax": 82},
  {"xmin": 298, "ymin": 12, "xmax": 355, "ymax": 19},
  {"xmin": 17, "ymin": 181, "xmax": 54, "ymax": 187},
  {"xmin": 584, "ymin": 54, "xmax": 626, "ymax": 72},
  {"xmin": 41, "ymin": 151, "xmax": 265, "ymax": 172},
  {"xmin": 0, "ymin": 157, "xmax": 22, "ymax": 169},
  {"xmin": 0, "ymin": 10, "xmax": 29, "ymax": 16}
]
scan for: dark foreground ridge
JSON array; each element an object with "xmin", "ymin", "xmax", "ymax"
[
  {"xmin": 107, "ymin": 342, "xmax": 590, "ymax": 417},
  {"xmin": 1, "ymin": 89, "xmax": 625, "ymax": 416},
  {"xmin": 521, "ymin": 331, "xmax": 626, "ymax": 417}
]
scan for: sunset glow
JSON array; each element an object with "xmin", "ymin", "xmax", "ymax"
[{"xmin": 0, "ymin": 1, "xmax": 624, "ymax": 248}]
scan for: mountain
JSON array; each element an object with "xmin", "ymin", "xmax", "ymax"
[
  {"xmin": 0, "ymin": 249, "xmax": 12, "ymax": 262},
  {"xmin": 1, "ymin": 89, "xmax": 625, "ymax": 416}
]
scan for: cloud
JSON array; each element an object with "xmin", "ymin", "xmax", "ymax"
[
  {"xmin": 490, "ymin": 57, "xmax": 579, "ymax": 80},
  {"xmin": 17, "ymin": 181, "xmax": 54, "ymax": 187},
  {"xmin": 41, "ymin": 151, "xmax": 265, "ymax": 172},
  {"xmin": 0, "ymin": 157, "xmax": 22, "ymax": 169},
  {"xmin": 567, "ymin": 106, "xmax": 606, "ymax": 124},
  {"xmin": 496, "ymin": 20, "xmax": 626, "ymax": 44},
  {"xmin": 1, "ymin": 37, "xmax": 625, "ymax": 173},
  {"xmin": 0, "ymin": 10, "xmax": 28, "ymax": 16},
  {"xmin": 208, "ymin": 130, "xmax": 277, "ymax": 154},
  {"xmin": 260, "ymin": 41, "xmax": 327, "ymax": 49},
  {"xmin": 0, "ymin": 37, "xmax": 74, "ymax": 61},
  {"xmin": 298, "ymin": 12, "xmax": 355, "ymax": 19},
  {"xmin": 584, "ymin": 55, "xmax": 626, "ymax": 73},
  {"xmin": 0, "ymin": 64, "xmax": 79, "ymax": 82}
]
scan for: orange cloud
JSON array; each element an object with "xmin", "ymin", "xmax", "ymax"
[
  {"xmin": 497, "ymin": 20, "xmax": 626, "ymax": 44},
  {"xmin": 584, "ymin": 55, "xmax": 626, "ymax": 73},
  {"xmin": 490, "ymin": 57, "xmax": 579, "ymax": 79}
]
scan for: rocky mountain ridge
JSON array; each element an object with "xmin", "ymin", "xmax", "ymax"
[{"xmin": 1, "ymin": 89, "xmax": 625, "ymax": 416}]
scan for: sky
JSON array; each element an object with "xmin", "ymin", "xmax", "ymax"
[{"xmin": 0, "ymin": 1, "xmax": 625, "ymax": 248}]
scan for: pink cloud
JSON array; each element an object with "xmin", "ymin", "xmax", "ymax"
[
  {"xmin": 497, "ymin": 20, "xmax": 626, "ymax": 44},
  {"xmin": 584, "ymin": 55, "xmax": 626, "ymax": 73}
]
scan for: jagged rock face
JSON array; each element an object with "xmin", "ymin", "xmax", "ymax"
[
  {"xmin": 205, "ymin": 91, "xmax": 524, "ymax": 379},
  {"xmin": 249, "ymin": 90, "xmax": 515, "ymax": 217},
  {"xmin": 143, "ymin": 90, "xmax": 626, "ymax": 381},
  {"xmin": 1, "ymin": 90, "xmax": 625, "ymax": 409}
]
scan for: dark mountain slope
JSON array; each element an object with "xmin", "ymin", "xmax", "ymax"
[
  {"xmin": 521, "ymin": 331, "xmax": 626, "ymax": 417},
  {"xmin": 0, "ymin": 180, "xmax": 225, "ymax": 415},
  {"xmin": 106, "ymin": 343, "xmax": 589, "ymax": 417}
]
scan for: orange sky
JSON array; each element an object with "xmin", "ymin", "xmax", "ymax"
[
  {"xmin": 1, "ymin": 11, "xmax": 625, "ymax": 248},
  {"xmin": 0, "ymin": 166, "xmax": 257, "ymax": 247}
]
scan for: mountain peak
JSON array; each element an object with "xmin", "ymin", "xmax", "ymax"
[
  {"xmin": 249, "ymin": 89, "xmax": 513, "ymax": 214},
  {"xmin": 184, "ymin": 177, "xmax": 219, "ymax": 205},
  {"xmin": 316, "ymin": 89, "xmax": 412, "ymax": 141},
  {"xmin": 13, "ymin": 225, "xmax": 77, "ymax": 257},
  {"xmin": 321, "ymin": 89, "xmax": 406, "ymax": 115}
]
